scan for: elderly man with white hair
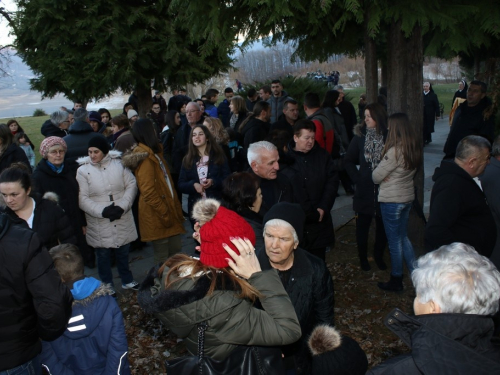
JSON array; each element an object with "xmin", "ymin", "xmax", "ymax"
[
  {"xmin": 247, "ymin": 141, "xmax": 294, "ymax": 214},
  {"xmin": 369, "ymin": 242, "xmax": 500, "ymax": 375}
]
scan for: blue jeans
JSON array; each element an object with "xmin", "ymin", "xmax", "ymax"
[
  {"xmin": 95, "ymin": 244, "xmax": 133, "ymax": 286},
  {"xmin": 380, "ymin": 202, "xmax": 415, "ymax": 277},
  {"xmin": 0, "ymin": 356, "xmax": 41, "ymax": 375}
]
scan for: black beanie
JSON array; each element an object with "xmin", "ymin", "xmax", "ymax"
[
  {"xmin": 88, "ymin": 136, "xmax": 110, "ymax": 155},
  {"xmin": 263, "ymin": 202, "xmax": 305, "ymax": 242}
]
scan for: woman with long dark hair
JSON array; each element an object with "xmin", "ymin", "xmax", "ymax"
[
  {"xmin": 221, "ymin": 172, "xmax": 264, "ymax": 250},
  {"xmin": 372, "ymin": 113, "xmax": 423, "ymax": 291},
  {"xmin": 178, "ymin": 124, "xmax": 230, "ymax": 222},
  {"xmin": 345, "ymin": 103, "xmax": 388, "ymax": 271},
  {"xmin": 0, "ymin": 124, "xmax": 31, "ymax": 173},
  {"xmin": 122, "ymin": 119, "xmax": 185, "ymax": 265}
]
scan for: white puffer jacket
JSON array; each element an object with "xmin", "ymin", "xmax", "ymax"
[
  {"xmin": 76, "ymin": 151, "xmax": 138, "ymax": 248},
  {"xmin": 372, "ymin": 146, "xmax": 415, "ymax": 204}
]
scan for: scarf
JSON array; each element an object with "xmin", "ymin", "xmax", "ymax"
[
  {"xmin": 46, "ymin": 160, "xmax": 65, "ymax": 174},
  {"xmin": 364, "ymin": 128, "xmax": 384, "ymax": 169}
]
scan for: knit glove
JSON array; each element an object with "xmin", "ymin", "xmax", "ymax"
[
  {"xmin": 108, "ymin": 205, "xmax": 125, "ymax": 222},
  {"xmin": 102, "ymin": 203, "xmax": 115, "ymax": 219}
]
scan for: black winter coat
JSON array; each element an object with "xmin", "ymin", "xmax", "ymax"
[
  {"xmin": 284, "ymin": 144, "xmax": 339, "ymax": 249},
  {"xmin": 250, "ymin": 170, "xmax": 295, "ymax": 216},
  {"xmin": 41, "ymin": 119, "xmax": 68, "ymax": 138},
  {"xmin": 238, "ymin": 208, "xmax": 264, "ymax": 251},
  {"xmin": 2, "ymin": 194, "xmax": 77, "ymax": 250},
  {"xmin": 178, "ymin": 155, "xmax": 231, "ymax": 215},
  {"xmin": 240, "ymin": 118, "xmax": 270, "ymax": 150},
  {"xmin": 270, "ymin": 115, "xmax": 294, "ymax": 141},
  {"xmin": 258, "ymin": 248, "xmax": 335, "ymax": 375},
  {"xmin": 0, "ymin": 214, "xmax": 73, "ymax": 371},
  {"xmin": 344, "ymin": 125, "xmax": 387, "ymax": 216},
  {"xmin": 337, "ymin": 100, "xmax": 357, "ymax": 141},
  {"xmin": 32, "ymin": 158, "xmax": 87, "ymax": 233},
  {"xmin": 443, "ymin": 97, "xmax": 495, "ymax": 158},
  {"xmin": 63, "ymin": 121, "xmax": 106, "ymax": 165},
  {"xmin": 423, "ymin": 91, "xmax": 440, "ymax": 133},
  {"xmin": 425, "ymin": 160, "xmax": 496, "ymax": 256},
  {"xmin": 368, "ymin": 309, "xmax": 500, "ymax": 375},
  {"xmin": 217, "ymin": 99, "xmax": 231, "ymax": 128},
  {"xmin": 0, "ymin": 143, "xmax": 31, "ymax": 173}
]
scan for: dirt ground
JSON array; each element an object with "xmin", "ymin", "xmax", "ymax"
[{"xmin": 120, "ymin": 220, "xmax": 415, "ymax": 374}]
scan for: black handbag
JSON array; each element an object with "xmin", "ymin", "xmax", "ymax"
[{"xmin": 165, "ymin": 321, "xmax": 285, "ymax": 375}]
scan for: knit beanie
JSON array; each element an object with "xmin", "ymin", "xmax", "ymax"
[
  {"xmin": 39, "ymin": 136, "xmax": 67, "ymax": 159},
  {"xmin": 88, "ymin": 136, "xmax": 110, "ymax": 155},
  {"xmin": 263, "ymin": 202, "xmax": 305, "ymax": 243},
  {"xmin": 308, "ymin": 325, "xmax": 368, "ymax": 375},
  {"xmin": 192, "ymin": 199, "xmax": 256, "ymax": 268},
  {"xmin": 127, "ymin": 109, "xmax": 138, "ymax": 120},
  {"xmin": 88, "ymin": 111, "xmax": 104, "ymax": 127}
]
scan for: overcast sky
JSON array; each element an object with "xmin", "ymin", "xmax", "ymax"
[{"xmin": 0, "ymin": 0, "xmax": 16, "ymax": 46}]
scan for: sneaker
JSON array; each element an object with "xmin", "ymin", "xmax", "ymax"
[
  {"xmin": 106, "ymin": 284, "xmax": 117, "ymax": 298},
  {"xmin": 122, "ymin": 281, "xmax": 140, "ymax": 291}
]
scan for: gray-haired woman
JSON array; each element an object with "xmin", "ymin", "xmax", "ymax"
[
  {"xmin": 256, "ymin": 202, "xmax": 334, "ymax": 375},
  {"xmin": 41, "ymin": 110, "xmax": 71, "ymax": 138},
  {"xmin": 368, "ymin": 242, "xmax": 500, "ymax": 375}
]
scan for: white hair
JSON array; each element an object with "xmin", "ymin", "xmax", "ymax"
[
  {"xmin": 412, "ymin": 242, "xmax": 500, "ymax": 315},
  {"xmin": 247, "ymin": 141, "xmax": 277, "ymax": 165},
  {"xmin": 263, "ymin": 219, "xmax": 299, "ymax": 244}
]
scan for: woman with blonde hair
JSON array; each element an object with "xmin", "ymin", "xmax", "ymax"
[
  {"xmin": 203, "ymin": 117, "xmax": 229, "ymax": 146},
  {"xmin": 372, "ymin": 113, "xmax": 422, "ymax": 292}
]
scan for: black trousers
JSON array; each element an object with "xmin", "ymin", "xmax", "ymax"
[{"xmin": 355, "ymin": 212, "xmax": 387, "ymax": 259}]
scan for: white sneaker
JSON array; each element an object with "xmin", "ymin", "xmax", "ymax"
[{"xmin": 122, "ymin": 281, "xmax": 139, "ymax": 290}]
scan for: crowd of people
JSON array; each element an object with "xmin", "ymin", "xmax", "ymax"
[{"xmin": 1, "ymin": 78, "xmax": 500, "ymax": 375}]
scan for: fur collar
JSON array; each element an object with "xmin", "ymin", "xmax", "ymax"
[
  {"xmin": 137, "ymin": 264, "xmax": 238, "ymax": 314},
  {"xmin": 74, "ymin": 283, "xmax": 115, "ymax": 307},
  {"xmin": 121, "ymin": 148, "xmax": 149, "ymax": 171},
  {"xmin": 77, "ymin": 150, "xmax": 122, "ymax": 166}
]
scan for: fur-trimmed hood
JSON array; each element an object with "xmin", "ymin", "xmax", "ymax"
[
  {"xmin": 308, "ymin": 324, "xmax": 341, "ymax": 355},
  {"xmin": 76, "ymin": 150, "xmax": 122, "ymax": 166},
  {"xmin": 74, "ymin": 283, "xmax": 115, "ymax": 307},
  {"xmin": 138, "ymin": 263, "xmax": 238, "ymax": 315},
  {"xmin": 353, "ymin": 123, "xmax": 366, "ymax": 138},
  {"xmin": 121, "ymin": 148, "xmax": 149, "ymax": 171}
]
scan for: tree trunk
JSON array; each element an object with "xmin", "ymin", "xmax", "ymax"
[
  {"xmin": 405, "ymin": 25, "xmax": 425, "ymax": 255},
  {"xmin": 364, "ymin": 15, "xmax": 378, "ymax": 104},
  {"xmin": 386, "ymin": 21, "xmax": 407, "ymax": 115},
  {"xmin": 380, "ymin": 62, "xmax": 388, "ymax": 88},
  {"xmin": 136, "ymin": 80, "xmax": 152, "ymax": 118}
]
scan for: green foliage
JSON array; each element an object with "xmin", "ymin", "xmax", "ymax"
[
  {"xmin": 32, "ymin": 108, "xmax": 47, "ymax": 117},
  {"xmin": 13, "ymin": 0, "xmax": 235, "ymax": 112}
]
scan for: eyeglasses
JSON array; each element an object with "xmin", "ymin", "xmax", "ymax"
[{"xmin": 48, "ymin": 150, "xmax": 66, "ymax": 155}]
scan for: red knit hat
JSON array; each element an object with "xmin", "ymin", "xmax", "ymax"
[{"xmin": 194, "ymin": 199, "xmax": 256, "ymax": 268}]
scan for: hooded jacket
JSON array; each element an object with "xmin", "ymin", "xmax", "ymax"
[
  {"xmin": 63, "ymin": 120, "xmax": 106, "ymax": 165},
  {"xmin": 443, "ymin": 97, "xmax": 495, "ymax": 158},
  {"xmin": 257, "ymin": 248, "xmax": 335, "ymax": 374},
  {"xmin": 240, "ymin": 117, "xmax": 270, "ymax": 150},
  {"xmin": 368, "ymin": 309, "xmax": 500, "ymax": 375},
  {"xmin": 425, "ymin": 160, "xmax": 496, "ymax": 256},
  {"xmin": 40, "ymin": 278, "xmax": 131, "ymax": 375},
  {"xmin": 122, "ymin": 144, "xmax": 185, "ymax": 242},
  {"xmin": 138, "ymin": 265, "xmax": 301, "ymax": 361},
  {"xmin": 0, "ymin": 214, "xmax": 73, "ymax": 371},
  {"xmin": 76, "ymin": 151, "xmax": 138, "ymax": 249}
]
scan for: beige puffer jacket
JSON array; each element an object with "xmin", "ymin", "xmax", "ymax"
[
  {"xmin": 76, "ymin": 151, "xmax": 138, "ymax": 248},
  {"xmin": 372, "ymin": 147, "xmax": 415, "ymax": 203}
]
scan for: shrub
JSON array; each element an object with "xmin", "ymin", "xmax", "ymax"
[{"xmin": 33, "ymin": 108, "xmax": 47, "ymax": 117}]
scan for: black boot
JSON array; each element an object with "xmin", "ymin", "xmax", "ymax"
[
  {"xmin": 378, "ymin": 275, "xmax": 403, "ymax": 292},
  {"xmin": 358, "ymin": 247, "xmax": 371, "ymax": 271}
]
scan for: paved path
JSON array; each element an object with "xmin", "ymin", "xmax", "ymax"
[{"xmin": 85, "ymin": 118, "xmax": 451, "ymax": 291}]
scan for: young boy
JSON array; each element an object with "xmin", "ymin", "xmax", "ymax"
[{"xmin": 40, "ymin": 244, "xmax": 131, "ymax": 374}]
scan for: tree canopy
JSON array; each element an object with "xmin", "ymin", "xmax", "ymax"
[{"xmin": 13, "ymin": 0, "xmax": 236, "ymax": 113}]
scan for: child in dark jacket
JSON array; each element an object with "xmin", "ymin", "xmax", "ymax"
[{"xmin": 40, "ymin": 244, "xmax": 131, "ymax": 375}]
